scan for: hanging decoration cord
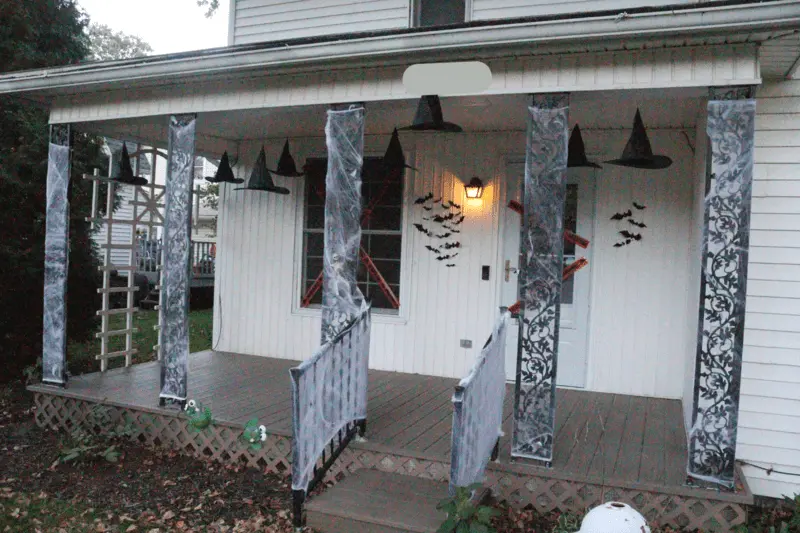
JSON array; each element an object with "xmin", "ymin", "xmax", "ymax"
[{"xmin": 739, "ymin": 461, "xmax": 800, "ymax": 478}]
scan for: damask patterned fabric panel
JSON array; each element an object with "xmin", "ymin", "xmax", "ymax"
[
  {"xmin": 688, "ymin": 99, "xmax": 756, "ymax": 488},
  {"xmin": 42, "ymin": 140, "xmax": 71, "ymax": 385},
  {"xmin": 159, "ymin": 115, "xmax": 196, "ymax": 403},
  {"xmin": 512, "ymin": 96, "xmax": 569, "ymax": 463},
  {"xmin": 450, "ymin": 311, "xmax": 510, "ymax": 493},
  {"xmin": 321, "ymin": 106, "xmax": 367, "ymax": 344},
  {"xmin": 291, "ymin": 308, "xmax": 371, "ymax": 492}
]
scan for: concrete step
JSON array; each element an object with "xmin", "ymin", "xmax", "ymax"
[{"xmin": 305, "ymin": 469, "xmax": 449, "ymax": 533}]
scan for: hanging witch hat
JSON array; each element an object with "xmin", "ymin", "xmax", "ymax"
[
  {"xmin": 400, "ymin": 95, "xmax": 463, "ymax": 133},
  {"xmin": 568, "ymin": 124, "xmax": 601, "ymax": 169},
  {"xmin": 383, "ymin": 128, "xmax": 417, "ymax": 172},
  {"xmin": 268, "ymin": 140, "xmax": 304, "ymax": 177},
  {"xmin": 606, "ymin": 109, "xmax": 672, "ymax": 170},
  {"xmin": 115, "ymin": 143, "xmax": 148, "ymax": 186},
  {"xmin": 235, "ymin": 147, "xmax": 290, "ymax": 195},
  {"xmin": 205, "ymin": 151, "xmax": 244, "ymax": 184}
]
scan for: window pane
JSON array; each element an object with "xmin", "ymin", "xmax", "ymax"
[
  {"xmin": 369, "ymin": 207, "xmax": 402, "ymax": 231},
  {"xmin": 304, "ymin": 280, "xmax": 323, "ymax": 305},
  {"xmin": 305, "ymin": 233, "xmax": 324, "ymax": 257},
  {"xmin": 564, "ymin": 184, "xmax": 578, "ymax": 256},
  {"xmin": 369, "ymin": 235, "xmax": 402, "ymax": 260},
  {"xmin": 306, "ymin": 206, "xmax": 324, "ymax": 229},
  {"xmin": 418, "ymin": 0, "xmax": 465, "ymax": 26},
  {"xmin": 372, "ymin": 260, "xmax": 400, "ymax": 285},
  {"xmin": 561, "ymin": 276, "xmax": 574, "ymax": 305}
]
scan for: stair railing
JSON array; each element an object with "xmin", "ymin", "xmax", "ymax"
[
  {"xmin": 450, "ymin": 309, "xmax": 511, "ymax": 495},
  {"xmin": 290, "ymin": 306, "xmax": 371, "ymax": 528}
]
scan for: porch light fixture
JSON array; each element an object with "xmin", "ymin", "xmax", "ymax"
[
  {"xmin": 205, "ymin": 151, "xmax": 243, "ymax": 184},
  {"xmin": 400, "ymin": 95, "xmax": 463, "ymax": 132},
  {"xmin": 115, "ymin": 143, "xmax": 148, "ymax": 186},
  {"xmin": 465, "ymin": 177, "xmax": 484, "ymax": 199},
  {"xmin": 234, "ymin": 146, "xmax": 290, "ymax": 195},
  {"xmin": 606, "ymin": 109, "xmax": 672, "ymax": 170},
  {"xmin": 269, "ymin": 139, "xmax": 304, "ymax": 177}
]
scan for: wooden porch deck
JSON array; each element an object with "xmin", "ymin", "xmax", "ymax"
[{"xmin": 30, "ymin": 350, "xmax": 753, "ymax": 530}]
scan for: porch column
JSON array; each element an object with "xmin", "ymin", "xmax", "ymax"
[
  {"xmin": 159, "ymin": 114, "xmax": 197, "ymax": 406},
  {"xmin": 42, "ymin": 124, "xmax": 72, "ymax": 386},
  {"xmin": 688, "ymin": 87, "xmax": 756, "ymax": 488},
  {"xmin": 320, "ymin": 104, "xmax": 366, "ymax": 344},
  {"xmin": 512, "ymin": 93, "xmax": 570, "ymax": 463}
]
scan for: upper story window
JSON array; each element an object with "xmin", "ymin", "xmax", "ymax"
[
  {"xmin": 414, "ymin": 0, "xmax": 467, "ymax": 28},
  {"xmin": 301, "ymin": 158, "xmax": 404, "ymax": 313}
]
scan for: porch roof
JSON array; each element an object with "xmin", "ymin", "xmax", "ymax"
[{"xmin": 0, "ymin": 0, "xmax": 799, "ymax": 103}]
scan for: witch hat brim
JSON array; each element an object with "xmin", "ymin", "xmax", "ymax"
[
  {"xmin": 114, "ymin": 143, "xmax": 149, "ymax": 186},
  {"xmin": 235, "ymin": 147, "xmax": 291, "ymax": 195},
  {"xmin": 605, "ymin": 109, "xmax": 672, "ymax": 170},
  {"xmin": 383, "ymin": 128, "xmax": 417, "ymax": 172},
  {"xmin": 267, "ymin": 140, "xmax": 304, "ymax": 177},
  {"xmin": 206, "ymin": 152, "xmax": 244, "ymax": 184},
  {"xmin": 399, "ymin": 95, "xmax": 463, "ymax": 133},
  {"xmin": 568, "ymin": 124, "xmax": 602, "ymax": 169}
]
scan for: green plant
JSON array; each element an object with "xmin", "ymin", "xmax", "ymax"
[
  {"xmin": 22, "ymin": 359, "xmax": 42, "ymax": 384},
  {"xmin": 240, "ymin": 419, "xmax": 267, "ymax": 450},
  {"xmin": 437, "ymin": 483, "xmax": 499, "ymax": 533},
  {"xmin": 57, "ymin": 404, "xmax": 132, "ymax": 465},
  {"xmin": 552, "ymin": 512, "xmax": 581, "ymax": 533},
  {"xmin": 784, "ymin": 493, "xmax": 800, "ymax": 530}
]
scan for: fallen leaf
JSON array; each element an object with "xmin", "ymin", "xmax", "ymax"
[
  {"xmin": 125, "ymin": 527, "xmax": 137, "ymax": 533},
  {"xmin": 162, "ymin": 511, "xmax": 175, "ymax": 521}
]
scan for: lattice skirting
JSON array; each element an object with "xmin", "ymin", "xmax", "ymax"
[{"xmin": 34, "ymin": 393, "xmax": 745, "ymax": 531}]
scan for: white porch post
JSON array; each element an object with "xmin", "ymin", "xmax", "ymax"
[
  {"xmin": 42, "ymin": 124, "xmax": 71, "ymax": 386},
  {"xmin": 687, "ymin": 86, "xmax": 756, "ymax": 488},
  {"xmin": 159, "ymin": 114, "xmax": 197, "ymax": 407},
  {"xmin": 320, "ymin": 103, "xmax": 367, "ymax": 344},
  {"xmin": 512, "ymin": 93, "xmax": 570, "ymax": 463}
]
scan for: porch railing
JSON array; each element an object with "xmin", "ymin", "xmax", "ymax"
[
  {"xmin": 289, "ymin": 306, "xmax": 371, "ymax": 528},
  {"xmin": 190, "ymin": 241, "xmax": 214, "ymax": 277},
  {"xmin": 136, "ymin": 236, "xmax": 215, "ymax": 277},
  {"xmin": 450, "ymin": 309, "xmax": 511, "ymax": 495}
]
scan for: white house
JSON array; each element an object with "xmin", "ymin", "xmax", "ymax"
[{"xmin": 7, "ymin": 0, "xmax": 800, "ymax": 526}]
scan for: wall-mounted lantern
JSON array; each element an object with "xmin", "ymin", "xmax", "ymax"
[{"xmin": 465, "ymin": 177, "xmax": 484, "ymax": 199}]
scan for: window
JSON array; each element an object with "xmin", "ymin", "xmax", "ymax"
[
  {"xmin": 301, "ymin": 158, "xmax": 404, "ymax": 313},
  {"xmin": 414, "ymin": 0, "xmax": 466, "ymax": 27}
]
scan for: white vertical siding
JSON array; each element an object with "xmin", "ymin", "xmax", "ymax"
[
  {"xmin": 471, "ymin": 0, "xmax": 706, "ymax": 21},
  {"xmin": 734, "ymin": 81, "xmax": 800, "ymax": 500},
  {"xmin": 232, "ymin": 0, "xmax": 410, "ymax": 45}
]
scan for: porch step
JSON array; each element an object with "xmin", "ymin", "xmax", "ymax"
[{"xmin": 305, "ymin": 469, "xmax": 449, "ymax": 533}]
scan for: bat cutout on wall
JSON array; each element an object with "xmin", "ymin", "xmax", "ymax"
[
  {"xmin": 446, "ymin": 264, "xmax": 456, "ymax": 267},
  {"xmin": 442, "ymin": 224, "xmax": 461, "ymax": 233},
  {"xmin": 413, "ymin": 223, "xmax": 430, "ymax": 236},
  {"xmin": 451, "ymin": 214, "xmax": 465, "ymax": 225},
  {"xmin": 443, "ymin": 242, "xmax": 461, "ymax": 249},
  {"xmin": 436, "ymin": 253, "xmax": 459, "ymax": 261},
  {"xmin": 433, "ymin": 197, "xmax": 442, "ymax": 203},
  {"xmin": 422, "ymin": 206, "xmax": 433, "ymax": 211},
  {"xmin": 435, "ymin": 232, "xmax": 452, "ymax": 239},
  {"xmin": 619, "ymin": 230, "xmax": 642, "ymax": 241},
  {"xmin": 628, "ymin": 219, "xmax": 647, "ymax": 228},
  {"xmin": 414, "ymin": 193, "xmax": 433, "ymax": 204},
  {"xmin": 425, "ymin": 245, "xmax": 441, "ymax": 254},
  {"xmin": 611, "ymin": 209, "xmax": 632, "ymax": 221},
  {"xmin": 446, "ymin": 200, "xmax": 461, "ymax": 209},
  {"xmin": 432, "ymin": 212, "xmax": 456, "ymax": 223},
  {"xmin": 633, "ymin": 201, "xmax": 646, "ymax": 210}
]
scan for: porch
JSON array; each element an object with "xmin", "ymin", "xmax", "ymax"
[{"xmin": 30, "ymin": 350, "xmax": 752, "ymax": 530}]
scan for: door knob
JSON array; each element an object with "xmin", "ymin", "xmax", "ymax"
[{"xmin": 504, "ymin": 260, "xmax": 519, "ymax": 282}]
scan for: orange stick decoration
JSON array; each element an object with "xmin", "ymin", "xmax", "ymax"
[{"xmin": 507, "ymin": 200, "xmax": 589, "ymax": 248}]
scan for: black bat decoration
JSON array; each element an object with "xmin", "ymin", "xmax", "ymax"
[
  {"xmin": 447, "ymin": 201, "xmax": 461, "ymax": 209},
  {"xmin": 433, "ymin": 197, "xmax": 442, "ymax": 203},
  {"xmin": 436, "ymin": 232, "xmax": 452, "ymax": 239},
  {"xmin": 443, "ymin": 242, "xmax": 461, "ymax": 249},
  {"xmin": 446, "ymin": 264, "xmax": 456, "ymax": 267},
  {"xmin": 413, "ymin": 223, "xmax": 430, "ymax": 236},
  {"xmin": 633, "ymin": 201, "xmax": 646, "ymax": 210},
  {"xmin": 436, "ymin": 253, "xmax": 459, "ymax": 261},
  {"xmin": 451, "ymin": 215, "xmax": 465, "ymax": 225},
  {"xmin": 619, "ymin": 230, "xmax": 642, "ymax": 241},
  {"xmin": 628, "ymin": 219, "xmax": 647, "ymax": 228},
  {"xmin": 442, "ymin": 225, "xmax": 461, "ymax": 233},
  {"xmin": 610, "ymin": 210, "xmax": 633, "ymax": 221},
  {"xmin": 425, "ymin": 245, "xmax": 441, "ymax": 253},
  {"xmin": 414, "ymin": 193, "xmax": 433, "ymax": 204},
  {"xmin": 614, "ymin": 242, "xmax": 625, "ymax": 248},
  {"xmin": 422, "ymin": 206, "xmax": 433, "ymax": 211}
]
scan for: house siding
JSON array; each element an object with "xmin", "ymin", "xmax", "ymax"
[
  {"xmin": 735, "ymin": 80, "xmax": 800, "ymax": 500},
  {"xmin": 231, "ymin": 0, "xmax": 410, "ymax": 45},
  {"xmin": 470, "ymin": 0, "xmax": 706, "ymax": 21},
  {"xmin": 212, "ymin": 126, "xmax": 698, "ymax": 399}
]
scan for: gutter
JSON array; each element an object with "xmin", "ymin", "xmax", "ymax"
[{"xmin": 1, "ymin": 0, "xmax": 799, "ymax": 96}]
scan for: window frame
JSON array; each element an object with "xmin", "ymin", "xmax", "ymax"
[
  {"xmin": 291, "ymin": 151, "xmax": 412, "ymax": 324},
  {"xmin": 410, "ymin": 0, "xmax": 471, "ymax": 28}
]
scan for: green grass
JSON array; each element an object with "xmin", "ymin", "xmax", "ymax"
[{"xmin": 67, "ymin": 309, "xmax": 213, "ymax": 375}]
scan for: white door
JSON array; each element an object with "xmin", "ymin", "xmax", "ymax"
[{"xmin": 501, "ymin": 160, "xmax": 595, "ymax": 388}]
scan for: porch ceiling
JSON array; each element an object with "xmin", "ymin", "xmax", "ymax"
[{"xmin": 84, "ymin": 88, "xmax": 706, "ymax": 156}]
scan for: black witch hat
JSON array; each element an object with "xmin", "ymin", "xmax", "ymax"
[
  {"xmin": 383, "ymin": 128, "xmax": 417, "ymax": 172},
  {"xmin": 205, "ymin": 152, "xmax": 243, "ymax": 184},
  {"xmin": 268, "ymin": 140, "xmax": 304, "ymax": 177},
  {"xmin": 115, "ymin": 143, "xmax": 148, "ymax": 186},
  {"xmin": 606, "ymin": 109, "xmax": 672, "ymax": 170},
  {"xmin": 400, "ymin": 95, "xmax": 463, "ymax": 133},
  {"xmin": 568, "ymin": 124, "xmax": 601, "ymax": 169},
  {"xmin": 235, "ymin": 147, "xmax": 290, "ymax": 195}
]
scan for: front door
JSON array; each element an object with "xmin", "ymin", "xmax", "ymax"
[{"xmin": 500, "ymin": 160, "xmax": 595, "ymax": 388}]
